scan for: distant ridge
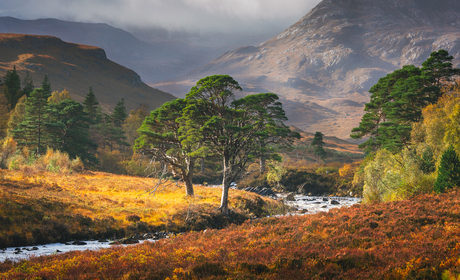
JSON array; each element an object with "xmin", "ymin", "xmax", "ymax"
[
  {"xmin": 154, "ymin": 0, "xmax": 460, "ymax": 139},
  {"xmin": 0, "ymin": 33, "xmax": 175, "ymax": 111}
]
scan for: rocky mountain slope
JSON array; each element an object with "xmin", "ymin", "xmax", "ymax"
[
  {"xmin": 0, "ymin": 33, "xmax": 174, "ymax": 111},
  {"xmin": 0, "ymin": 17, "xmax": 274, "ymax": 83},
  {"xmin": 154, "ymin": 0, "xmax": 460, "ymax": 140}
]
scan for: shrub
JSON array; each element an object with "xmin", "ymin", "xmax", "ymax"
[
  {"xmin": 316, "ymin": 166, "xmax": 339, "ymax": 174},
  {"xmin": 6, "ymin": 148, "xmax": 83, "ymax": 174}
]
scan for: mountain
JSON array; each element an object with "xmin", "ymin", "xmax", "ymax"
[
  {"xmin": 153, "ymin": 0, "xmax": 460, "ymax": 140},
  {"xmin": 0, "ymin": 17, "xmax": 276, "ymax": 84},
  {"xmin": 0, "ymin": 33, "xmax": 174, "ymax": 111}
]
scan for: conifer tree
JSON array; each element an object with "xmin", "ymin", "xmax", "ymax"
[
  {"xmin": 13, "ymin": 88, "xmax": 50, "ymax": 155},
  {"xmin": 83, "ymin": 86, "xmax": 100, "ymax": 123},
  {"xmin": 3, "ymin": 66, "xmax": 22, "ymax": 109},
  {"xmin": 22, "ymin": 71, "xmax": 34, "ymax": 97},
  {"xmin": 311, "ymin": 131, "xmax": 327, "ymax": 163},
  {"xmin": 434, "ymin": 146, "xmax": 460, "ymax": 193},
  {"xmin": 47, "ymin": 98, "xmax": 97, "ymax": 164},
  {"xmin": 183, "ymin": 75, "xmax": 294, "ymax": 215},
  {"xmin": 41, "ymin": 74, "xmax": 51, "ymax": 96},
  {"xmin": 351, "ymin": 50, "xmax": 460, "ymax": 153},
  {"xmin": 112, "ymin": 98, "xmax": 128, "ymax": 127}
]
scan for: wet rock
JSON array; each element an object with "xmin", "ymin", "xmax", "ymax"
[
  {"xmin": 331, "ymin": 200, "xmax": 340, "ymax": 205},
  {"xmin": 244, "ymin": 187, "xmax": 277, "ymax": 198},
  {"xmin": 285, "ymin": 193, "xmax": 296, "ymax": 201},
  {"xmin": 323, "ymin": 197, "xmax": 329, "ymax": 201},
  {"xmin": 120, "ymin": 238, "xmax": 139, "ymax": 245},
  {"xmin": 98, "ymin": 239, "xmax": 108, "ymax": 243},
  {"xmin": 321, "ymin": 205, "xmax": 328, "ymax": 208},
  {"xmin": 143, "ymin": 233, "xmax": 154, "ymax": 240},
  {"xmin": 72, "ymin": 241, "xmax": 87, "ymax": 246},
  {"xmin": 300, "ymin": 209, "xmax": 309, "ymax": 214},
  {"xmin": 31, "ymin": 247, "xmax": 39, "ymax": 251}
]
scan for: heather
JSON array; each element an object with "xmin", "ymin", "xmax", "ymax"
[{"xmin": 2, "ymin": 191, "xmax": 460, "ymax": 279}]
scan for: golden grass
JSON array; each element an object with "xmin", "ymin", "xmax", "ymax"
[{"xmin": 0, "ymin": 169, "xmax": 285, "ymax": 246}]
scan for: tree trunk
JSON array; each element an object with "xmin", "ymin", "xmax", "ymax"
[
  {"xmin": 259, "ymin": 156, "xmax": 265, "ymax": 174},
  {"xmin": 201, "ymin": 158, "xmax": 205, "ymax": 173},
  {"xmin": 184, "ymin": 173, "xmax": 194, "ymax": 196},
  {"xmin": 219, "ymin": 156, "xmax": 230, "ymax": 216},
  {"xmin": 184, "ymin": 158, "xmax": 195, "ymax": 196}
]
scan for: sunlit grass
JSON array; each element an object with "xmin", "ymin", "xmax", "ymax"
[{"xmin": 0, "ymin": 169, "xmax": 285, "ymax": 247}]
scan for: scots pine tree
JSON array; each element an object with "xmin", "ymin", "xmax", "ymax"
[{"xmin": 311, "ymin": 131, "xmax": 327, "ymax": 163}]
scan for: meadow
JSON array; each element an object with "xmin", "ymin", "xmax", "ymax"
[
  {"xmin": 0, "ymin": 169, "xmax": 286, "ymax": 248},
  {"xmin": 1, "ymin": 189, "xmax": 460, "ymax": 279}
]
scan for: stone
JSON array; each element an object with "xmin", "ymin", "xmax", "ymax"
[{"xmin": 331, "ymin": 200, "xmax": 340, "ymax": 205}]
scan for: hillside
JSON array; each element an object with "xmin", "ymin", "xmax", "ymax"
[
  {"xmin": 154, "ymin": 0, "xmax": 460, "ymax": 140},
  {"xmin": 0, "ymin": 33, "xmax": 174, "ymax": 112},
  {"xmin": 0, "ymin": 17, "xmax": 275, "ymax": 83},
  {"xmin": 290, "ymin": 126, "xmax": 362, "ymax": 155}
]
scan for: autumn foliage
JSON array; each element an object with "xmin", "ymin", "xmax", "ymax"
[
  {"xmin": 1, "ymin": 190, "xmax": 460, "ymax": 279},
  {"xmin": 0, "ymin": 169, "xmax": 285, "ymax": 248}
]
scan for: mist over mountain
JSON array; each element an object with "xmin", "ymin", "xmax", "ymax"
[
  {"xmin": 154, "ymin": 0, "xmax": 460, "ymax": 140},
  {"xmin": 0, "ymin": 33, "xmax": 174, "ymax": 112},
  {"xmin": 0, "ymin": 17, "xmax": 277, "ymax": 84}
]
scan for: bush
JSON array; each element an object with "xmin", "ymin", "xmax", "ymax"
[{"xmin": 6, "ymin": 148, "xmax": 83, "ymax": 174}]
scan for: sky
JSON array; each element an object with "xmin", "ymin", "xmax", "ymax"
[{"xmin": 0, "ymin": 0, "xmax": 322, "ymax": 34}]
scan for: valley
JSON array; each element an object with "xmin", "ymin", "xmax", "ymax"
[{"xmin": 1, "ymin": 0, "xmax": 460, "ymax": 279}]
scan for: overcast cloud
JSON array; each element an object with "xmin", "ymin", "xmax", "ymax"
[{"xmin": 0, "ymin": 0, "xmax": 322, "ymax": 34}]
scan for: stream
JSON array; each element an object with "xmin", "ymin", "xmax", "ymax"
[{"xmin": 0, "ymin": 194, "xmax": 360, "ymax": 262}]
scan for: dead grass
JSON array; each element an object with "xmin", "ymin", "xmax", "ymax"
[{"xmin": 0, "ymin": 169, "xmax": 285, "ymax": 247}]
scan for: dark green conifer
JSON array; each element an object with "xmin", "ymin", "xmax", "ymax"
[
  {"xmin": 41, "ymin": 74, "xmax": 51, "ymax": 97},
  {"xmin": 434, "ymin": 146, "xmax": 460, "ymax": 193},
  {"xmin": 112, "ymin": 98, "xmax": 128, "ymax": 127},
  {"xmin": 22, "ymin": 71, "xmax": 34, "ymax": 97},
  {"xmin": 83, "ymin": 86, "xmax": 100, "ymax": 123},
  {"xmin": 311, "ymin": 131, "xmax": 327, "ymax": 163},
  {"xmin": 3, "ymin": 66, "xmax": 22, "ymax": 109},
  {"xmin": 13, "ymin": 88, "xmax": 49, "ymax": 155}
]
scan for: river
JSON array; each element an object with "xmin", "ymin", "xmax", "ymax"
[{"xmin": 0, "ymin": 194, "xmax": 360, "ymax": 262}]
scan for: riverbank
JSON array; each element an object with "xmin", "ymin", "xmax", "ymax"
[
  {"xmin": 0, "ymin": 170, "xmax": 286, "ymax": 248},
  {"xmin": 2, "ymin": 190, "xmax": 459, "ymax": 279},
  {"xmin": 0, "ymin": 193, "xmax": 361, "ymax": 262}
]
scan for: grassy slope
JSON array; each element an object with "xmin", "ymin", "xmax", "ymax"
[
  {"xmin": 0, "ymin": 170, "xmax": 286, "ymax": 248},
  {"xmin": 0, "ymin": 33, "xmax": 175, "ymax": 112},
  {"xmin": 2, "ymin": 190, "xmax": 460, "ymax": 279}
]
